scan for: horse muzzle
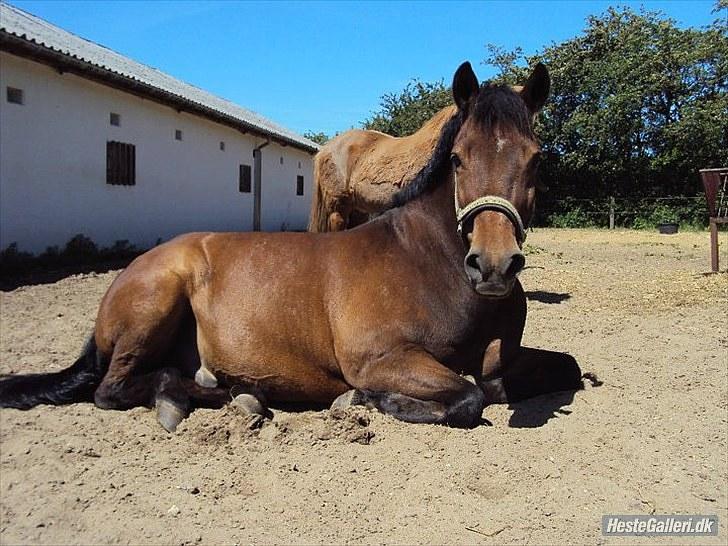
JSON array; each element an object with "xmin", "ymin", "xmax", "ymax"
[
  {"xmin": 462, "ymin": 211, "xmax": 526, "ymax": 298},
  {"xmin": 464, "ymin": 248, "xmax": 525, "ymax": 297}
]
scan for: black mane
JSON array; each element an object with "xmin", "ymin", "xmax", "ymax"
[{"xmin": 392, "ymin": 83, "xmax": 533, "ymax": 207}]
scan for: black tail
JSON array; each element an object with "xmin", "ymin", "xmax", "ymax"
[{"xmin": 0, "ymin": 334, "xmax": 107, "ymax": 409}]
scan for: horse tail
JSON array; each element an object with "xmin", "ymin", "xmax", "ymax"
[
  {"xmin": 0, "ymin": 333, "xmax": 108, "ymax": 409},
  {"xmin": 308, "ymin": 157, "xmax": 331, "ymax": 232}
]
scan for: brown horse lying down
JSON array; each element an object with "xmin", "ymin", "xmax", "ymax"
[{"xmin": 0, "ymin": 62, "xmax": 582, "ymax": 431}]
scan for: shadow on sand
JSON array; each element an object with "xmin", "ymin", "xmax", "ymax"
[
  {"xmin": 525, "ymin": 291, "xmax": 571, "ymax": 304},
  {"xmin": 0, "ymin": 259, "xmax": 134, "ymax": 292},
  {"xmin": 485, "ymin": 347, "xmax": 601, "ymax": 428}
]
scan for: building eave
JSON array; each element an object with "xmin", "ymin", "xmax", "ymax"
[{"xmin": 0, "ymin": 32, "xmax": 319, "ymax": 155}]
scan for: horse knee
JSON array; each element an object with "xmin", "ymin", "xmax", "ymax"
[
  {"xmin": 328, "ymin": 212, "xmax": 346, "ymax": 231},
  {"xmin": 444, "ymin": 384, "xmax": 486, "ymax": 428}
]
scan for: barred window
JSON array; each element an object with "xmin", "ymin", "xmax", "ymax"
[
  {"xmin": 106, "ymin": 141, "xmax": 136, "ymax": 186},
  {"xmin": 239, "ymin": 164, "xmax": 252, "ymax": 193}
]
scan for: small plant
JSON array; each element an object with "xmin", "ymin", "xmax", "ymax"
[
  {"xmin": 547, "ymin": 206, "xmax": 595, "ymax": 228},
  {"xmin": 62, "ymin": 234, "xmax": 99, "ymax": 261},
  {"xmin": 0, "ymin": 242, "xmax": 34, "ymax": 274},
  {"xmin": 654, "ymin": 204, "xmax": 679, "ymax": 224},
  {"xmin": 0, "ymin": 234, "xmax": 144, "ymax": 279},
  {"xmin": 102, "ymin": 240, "xmax": 138, "ymax": 259}
]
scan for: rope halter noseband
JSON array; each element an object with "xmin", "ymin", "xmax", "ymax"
[{"xmin": 453, "ymin": 170, "xmax": 527, "ymax": 248}]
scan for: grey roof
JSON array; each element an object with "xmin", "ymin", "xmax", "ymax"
[{"xmin": 0, "ymin": 3, "xmax": 319, "ymax": 153}]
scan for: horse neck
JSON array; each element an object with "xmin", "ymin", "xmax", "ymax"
[{"xmin": 395, "ymin": 171, "xmax": 476, "ymax": 298}]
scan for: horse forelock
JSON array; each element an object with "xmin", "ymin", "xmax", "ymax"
[
  {"xmin": 472, "ymin": 83, "xmax": 534, "ymax": 138},
  {"xmin": 391, "ymin": 83, "xmax": 533, "ymax": 208}
]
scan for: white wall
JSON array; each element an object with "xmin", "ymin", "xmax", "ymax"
[{"xmin": 0, "ymin": 52, "xmax": 314, "ymax": 254}]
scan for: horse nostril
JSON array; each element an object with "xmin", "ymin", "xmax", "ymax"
[
  {"xmin": 505, "ymin": 253, "xmax": 526, "ymax": 277},
  {"xmin": 465, "ymin": 252, "xmax": 481, "ymax": 274}
]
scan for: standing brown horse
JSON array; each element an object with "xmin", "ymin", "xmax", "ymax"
[
  {"xmin": 309, "ymin": 105, "xmax": 457, "ymax": 232},
  {"xmin": 0, "ymin": 62, "xmax": 581, "ymax": 432}
]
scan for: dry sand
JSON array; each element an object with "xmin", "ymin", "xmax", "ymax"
[{"xmin": 1, "ymin": 228, "xmax": 726, "ymax": 545}]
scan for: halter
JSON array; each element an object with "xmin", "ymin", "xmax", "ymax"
[{"xmin": 453, "ymin": 171, "xmax": 527, "ymax": 247}]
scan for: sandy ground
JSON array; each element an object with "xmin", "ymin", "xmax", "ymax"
[{"xmin": 0, "ymin": 228, "xmax": 726, "ymax": 545}]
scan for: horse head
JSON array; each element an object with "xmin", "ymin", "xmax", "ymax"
[{"xmin": 450, "ymin": 61, "xmax": 549, "ymax": 297}]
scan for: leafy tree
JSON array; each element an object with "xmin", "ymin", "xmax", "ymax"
[
  {"xmin": 363, "ymin": 79, "xmax": 452, "ymax": 136},
  {"xmin": 303, "ymin": 131, "xmax": 331, "ymax": 145},
  {"xmin": 484, "ymin": 6, "xmax": 728, "ymax": 202}
]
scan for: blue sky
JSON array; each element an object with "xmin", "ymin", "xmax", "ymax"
[{"xmin": 8, "ymin": 1, "xmax": 721, "ymax": 136}]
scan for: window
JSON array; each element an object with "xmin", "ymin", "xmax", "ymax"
[
  {"xmin": 106, "ymin": 141, "xmax": 136, "ymax": 186},
  {"xmin": 110, "ymin": 112, "xmax": 120, "ymax": 126},
  {"xmin": 280, "ymin": 156, "xmax": 284, "ymax": 165},
  {"xmin": 296, "ymin": 175, "xmax": 304, "ymax": 196},
  {"xmin": 220, "ymin": 141, "xmax": 225, "ymax": 151},
  {"xmin": 175, "ymin": 129, "xmax": 183, "ymax": 141},
  {"xmin": 6, "ymin": 87, "xmax": 23, "ymax": 105},
  {"xmin": 298, "ymin": 161, "xmax": 301, "ymax": 169},
  {"xmin": 239, "ymin": 164, "xmax": 252, "ymax": 193}
]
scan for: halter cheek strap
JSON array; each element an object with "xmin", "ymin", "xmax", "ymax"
[{"xmin": 454, "ymin": 172, "xmax": 527, "ymax": 247}]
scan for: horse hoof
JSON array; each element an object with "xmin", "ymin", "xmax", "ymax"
[
  {"xmin": 330, "ymin": 389, "xmax": 361, "ymax": 411},
  {"xmin": 156, "ymin": 396, "xmax": 188, "ymax": 433},
  {"xmin": 231, "ymin": 393, "xmax": 264, "ymax": 416}
]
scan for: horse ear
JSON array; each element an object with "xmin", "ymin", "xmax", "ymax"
[
  {"xmin": 519, "ymin": 63, "xmax": 550, "ymax": 113},
  {"xmin": 452, "ymin": 61, "xmax": 479, "ymax": 112}
]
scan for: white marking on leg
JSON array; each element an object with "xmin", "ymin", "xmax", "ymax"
[{"xmin": 194, "ymin": 364, "xmax": 218, "ymax": 388}]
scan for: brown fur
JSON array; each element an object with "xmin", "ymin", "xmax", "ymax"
[{"xmin": 309, "ymin": 106, "xmax": 457, "ymax": 232}]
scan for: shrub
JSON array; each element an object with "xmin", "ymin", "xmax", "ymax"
[
  {"xmin": 547, "ymin": 206, "xmax": 595, "ymax": 228},
  {"xmin": 62, "ymin": 234, "xmax": 99, "ymax": 261}
]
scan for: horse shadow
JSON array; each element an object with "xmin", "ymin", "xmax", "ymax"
[
  {"xmin": 525, "ymin": 291, "xmax": 571, "ymax": 304},
  {"xmin": 491, "ymin": 347, "xmax": 600, "ymax": 428}
]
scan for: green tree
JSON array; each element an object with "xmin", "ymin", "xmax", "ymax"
[
  {"xmin": 363, "ymin": 79, "xmax": 452, "ymax": 137},
  {"xmin": 484, "ymin": 6, "xmax": 728, "ymax": 202},
  {"xmin": 303, "ymin": 131, "xmax": 331, "ymax": 145}
]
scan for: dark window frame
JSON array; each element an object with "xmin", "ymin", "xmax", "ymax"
[
  {"xmin": 175, "ymin": 129, "xmax": 183, "ymax": 141},
  {"xmin": 110, "ymin": 112, "xmax": 121, "ymax": 126},
  {"xmin": 296, "ymin": 175, "xmax": 304, "ymax": 196},
  {"xmin": 6, "ymin": 87, "xmax": 23, "ymax": 105},
  {"xmin": 239, "ymin": 164, "xmax": 252, "ymax": 193},
  {"xmin": 106, "ymin": 141, "xmax": 136, "ymax": 186}
]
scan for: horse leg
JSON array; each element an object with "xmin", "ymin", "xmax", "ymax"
[
  {"xmin": 334, "ymin": 349, "xmax": 486, "ymax": 428},
  {"xmin": 328, "ymin": 212, "xmax": 347, "ymax": 231},
  {"xmin": 477, "ymin": 281, "xmax": 584, "ymax": 403},
  {"xmin": 488, "ymin": 348, "xmax": 584, "ymax": 403},
  {"xmin": 327, "ymin": 195, "xmax": 354, "ymax": 231},
  {"xmin": 94, "ymin": 358, "xmax": 191, "ymax": 432},
  {"xmin": 478, "ymin": 280, "xmax": 526, "ymax": 403}
]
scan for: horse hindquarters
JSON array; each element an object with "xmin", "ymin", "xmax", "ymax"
[{"xmin": 92, "ymin": 241, "xmax": 229, "ymax": 430}]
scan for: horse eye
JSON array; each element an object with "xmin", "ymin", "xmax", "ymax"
[{"xmin": 451, "ymin": 154, "xmax": 462, "ymax": 168}]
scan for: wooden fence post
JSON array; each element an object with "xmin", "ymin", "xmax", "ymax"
[{"xmin": 609, "ymin": 197, "xmax": 615, "ymax": 230}]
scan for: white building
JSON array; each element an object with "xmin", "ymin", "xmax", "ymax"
[{"xmin": 0, "ymin": 4, "xmax": 318, "ymax": 254}]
